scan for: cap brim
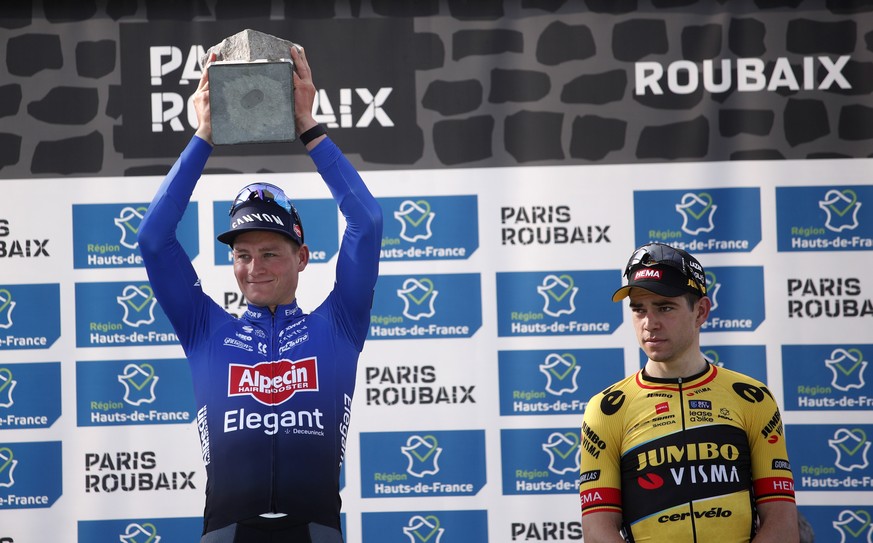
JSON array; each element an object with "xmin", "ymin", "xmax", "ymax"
[
  {"xmin": 217, "ymin": 224, "xmax": 301, "ymax": 246},
  {"xmin": 612, "ymin": 282, "xmax": 690, "ymax": 302}
]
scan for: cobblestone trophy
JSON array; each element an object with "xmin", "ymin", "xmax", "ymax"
[{"xmin": 200, "ymin": 29, "xmax": 299, "ymax": 145}]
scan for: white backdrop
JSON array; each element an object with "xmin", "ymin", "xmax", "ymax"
[{"xmin": 1, "ymin": 153, "xmax": 871, "ymax": 541}]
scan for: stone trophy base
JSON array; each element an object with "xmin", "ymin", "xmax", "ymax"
[{"xmin": 202, "ymin": 29, "xmax": 298, "ymax": 145}]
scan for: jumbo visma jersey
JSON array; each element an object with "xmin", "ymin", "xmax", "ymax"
[
  {"xmin": 138, "ymin": 136, "xmax": 382, "ymax": 535},
  {"xmin": 578, "ymin": 364, "xmax": 795, "ymax": 543}
]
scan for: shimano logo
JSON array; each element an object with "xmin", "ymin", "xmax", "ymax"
[{"xmin": 223, "ymin": 337, "xmax": 253, "ymax": 352}]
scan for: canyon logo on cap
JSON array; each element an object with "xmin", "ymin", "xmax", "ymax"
[
  {"xmin": 612, "ymin": 242, "xmax": 706, "ymax": 302},
  {"xmin": 217, "ymin": 183, "xmax": 304, "ymax": 246}
]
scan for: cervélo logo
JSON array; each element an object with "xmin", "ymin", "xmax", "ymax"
[{"xmin": 228, "ymin": 358, "xmax": 318, "ymax": 406}]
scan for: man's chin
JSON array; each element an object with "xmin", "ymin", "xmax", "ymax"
[{"xmin": 644, "ymin": 351, "xmax": 673, "ymax": 363}]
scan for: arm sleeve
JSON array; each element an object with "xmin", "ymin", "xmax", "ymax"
[
  {"xmin": 579, "ymin": 394, "xmax": 624, "ymax": 516},
  {"xmin": 309, "ymin": 137, "xmax": 383, "ymax": 351},
  {"xmin": 138, "ymin": 135, "xmax": 218, "ymax": 355},
  {"xmin": 747, "ymin": 386, "xmax": 796, "ymax": 505}
]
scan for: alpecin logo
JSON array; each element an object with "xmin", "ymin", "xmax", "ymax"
[{"xmin": 228, "ymin": 358, "xmax": 318, "ymax": 406}]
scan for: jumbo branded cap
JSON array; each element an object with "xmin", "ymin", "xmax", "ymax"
[
  {"xmin": 611, "ymin": 243, "xmax": 707, "ymax": 302},
  {"xmin": 217, "ymin": 183, "xmax": 304, "ymax": 246}
]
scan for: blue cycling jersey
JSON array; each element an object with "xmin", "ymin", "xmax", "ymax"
[{"xmin": 138, "ymin": 135, "xmax": 382, "ymax": 535}]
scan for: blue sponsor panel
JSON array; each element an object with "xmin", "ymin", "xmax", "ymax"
[
  {"xmin": 498, "ymin": 348, "xmax": 624, "ymax": 416},
  {"xmin": 776, "ymin": 185, "xmax": 873, "ymax": 251},
  {"xmin": 0, "ymin": 362, "xmax": 61, "ymax": 429},
  {"xmin": 501, "ymin": 428, "xmax": 581, "ymax": 495},
  {"xmin": 783, "ymin": 344, "xmax": 873, "ymax": 411},
  {"xmin": 638, "ymin": 345, "xmax": 768, "ymax": 383},
  {"xmin": 368, "ymin": 274, "xmax": 482, "ymax": 340},
  {"xmin": 0, "ymin": 284, "xmax": 60, "ymax": 350},
  {"xmin": 76, "ymin": 359, "xmax": 196, "ymax": 427},
  {"xmin": 634, "ymin": 188, "xmax": 761, "ymax": 252},
  {"xmin": 78, "ymin": 517, "xmax": 203, "ymax": 542},
  {"xmin": 359, "ymin": 430, "xmax": 486, "ymax": 498},
  {"xmin": 213, "ymin": 199, "xmax": 338, "ymax": 266},
  {"xmin": 74, "ymin": 281, "xmax": 179, "ymax": 347},
  {"xmin": 73, "ymin": 202, "xmax": 199, "ymax": 268},
  {"xmin": 698, "ymin": 266, "xmax": 765, "ymax": 332},
  {"xmin": 361, "ymin": 510, "xmax": 488, "ymax": 543},
  {"xmin": 379, "ymin": 195, "xmax": 478, "ymax": 261},
  {"xmin": 496, "ymin": 270, "xmax": 622, "ymax": 337},
  {"xmin": 0, "ymin": 441, "xmax": 62, "ymax": 509},
  {"xmin": 787, "ymin": 424, "xmax": 873, "ymax": 491},
  {"xmin": 798, "ymin": 505, "xmax": 873, "ymax": 543}
]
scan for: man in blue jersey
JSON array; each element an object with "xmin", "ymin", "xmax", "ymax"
[{"xmin": 138, "ymin": 46, "xmax": 382, "ymax": 543}]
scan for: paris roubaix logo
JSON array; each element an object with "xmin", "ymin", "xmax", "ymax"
[{"xmin": 228, "ymin": 358, "xmax": 318, "ymax": 406}]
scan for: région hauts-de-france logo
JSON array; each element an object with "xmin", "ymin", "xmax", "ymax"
[
  {"xmin": 539, "ymin": 353, "xmax": 580, "ymax": 396},
  {"xmin": 119, "ymin": 522, "xmax": 161, "ymax": 543},
  {"xmin": 116, "ymin": 285, "xmax": 158, "ymax": 327},
  {"xmin": 0, "ymin": 446, "xmax": 18, "ymax": 488},
  {"xmin": 832, "ymin": 509, "xmax": 873, "ymax": 542},
  {"xmin": 118, "ymin": 363, "xmax": 159, "ymax": 406},
  {"xmin": 0, "ymin": 367, "xmax": 17, "ymax": 408},
  {"xmin": 0, "ymin": 288, "xmax": 16, "ymax": 329},
  {"xmin": 828, "ymin": 428, "xmax": 871, "ymax": 472},
  {"xmin": 394, "ymin": 200, "xmax": 435, "ymax": 243},
  {"xmin": 675, "ymin": 192, "xmax": 717, "ymax": 235},
  {"xmin": 397, "ymin": 278, "xmax": 438, "ymax": 321},
  {"xmin": 403, "ymin": 515, "xmax": 444, "ymax": 543},
  {"xmin": 541, "ymin": 431, "xmax": 581, "ymax": 475},
  {"xmin": 114, "ymin": 206, "xmax": 148, "ymax": 250},
  {"xmin": 819, "ymin": 189, "xmax": 862, "ymax": 233},
  {"xmin": 537, "ymin": 275, "xmax": 578, "ymax": 317},
  {"xmin": 826, "ymin": 348, "xmax": 867, "ymax": 392},
  {"xmin": 401, "ymin": 435, "xmax": 442, "ymax": 478}
]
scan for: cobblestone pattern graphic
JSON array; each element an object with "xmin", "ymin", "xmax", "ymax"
[{"xmin": 2, "ymin": 1, "xmax": 873, "ymax": 178}]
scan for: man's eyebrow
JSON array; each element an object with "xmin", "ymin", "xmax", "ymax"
[{"xmin": 629, "ymin": 299, "xmax": 680, "ymax": 308}]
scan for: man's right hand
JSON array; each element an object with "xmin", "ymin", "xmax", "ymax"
[{"xmin": 194, "ymin": 52, "xmax": 215, "ymax": 146}]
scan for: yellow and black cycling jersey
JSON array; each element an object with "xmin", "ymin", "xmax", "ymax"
[{"xmin": 579, "ymin": 363, "xmax": 795, "ymax": 543}]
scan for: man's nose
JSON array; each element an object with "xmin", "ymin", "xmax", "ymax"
[{"xmin": 248, "ymin": 256, "xmax": 265, "ymax": 274}]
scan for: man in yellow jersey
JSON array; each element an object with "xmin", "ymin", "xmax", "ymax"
[{"xmin": 579, "ymin": 242, "xmax": 799, "ymax": 543}]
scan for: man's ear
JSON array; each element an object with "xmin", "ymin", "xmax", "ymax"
[
  {"xmin": 297, "ymin": 244, "xmax": 310, "ymax": 271},
  {"xmin": 695, "ymin": 296, "xmax": 712, "ymax": 327}
]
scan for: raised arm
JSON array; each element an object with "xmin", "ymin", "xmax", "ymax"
[
  {"xmin": 292, "ymin": 46, "xmax": 383, "ymax": 349},
  {"xmin": 138, "ymin": 62, "xmax": 216, "ymax": 353}
]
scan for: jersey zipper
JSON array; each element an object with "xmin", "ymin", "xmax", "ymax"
[
  {"xmin": 269, "ymin": 311, "xmax": 278, "ymax": 515},
  {"xmin": 678, "ymin": 377, "xmax": 698, "ymax": 543}
]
